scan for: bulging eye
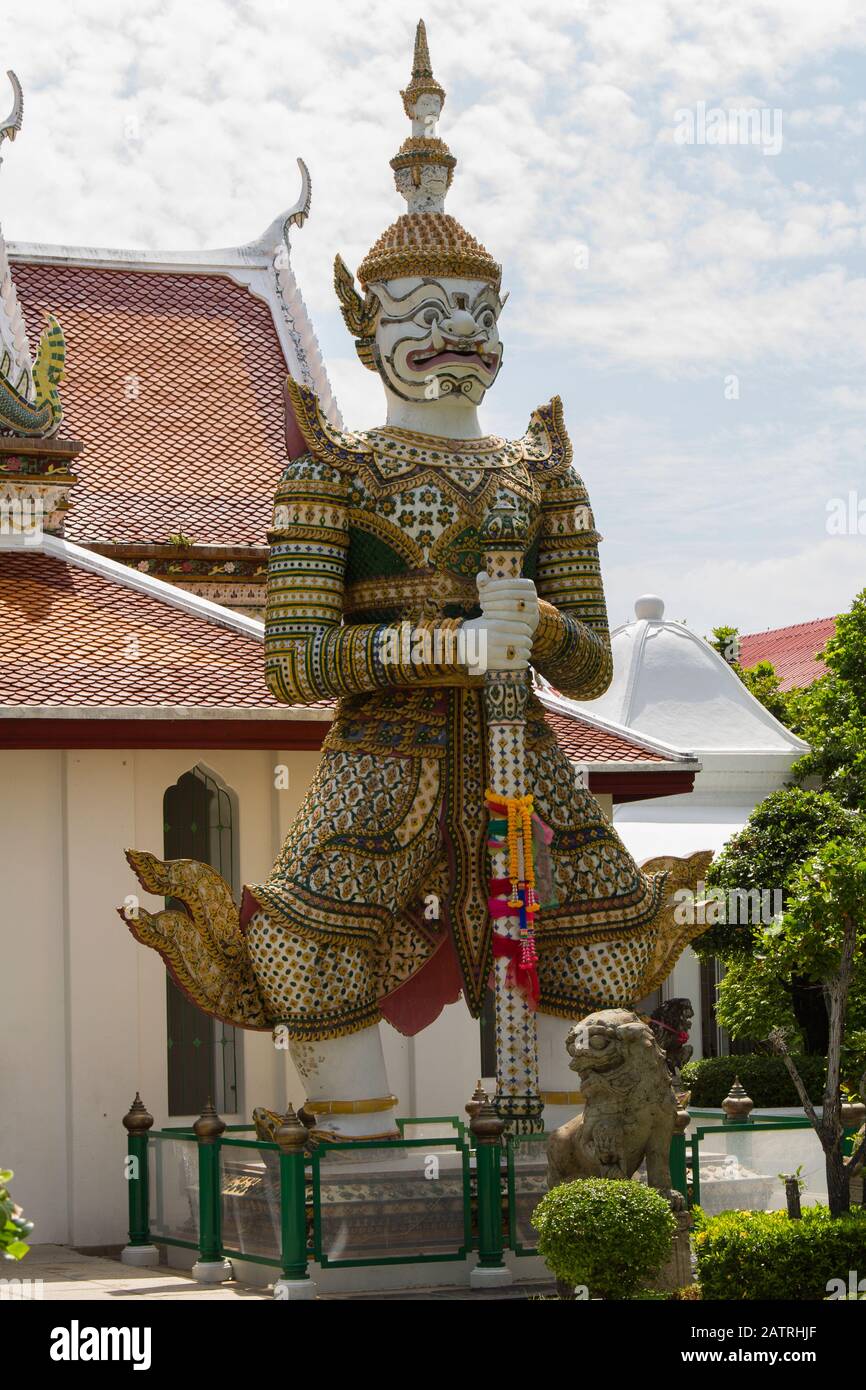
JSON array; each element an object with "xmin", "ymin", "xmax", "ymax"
[
  {"xmin": 479, "ymin": 309, "xmax": 496, "ymax": 329},
  {"xmin": 419, "ymin": 307, "xmax": 443, "ymax": 326}
]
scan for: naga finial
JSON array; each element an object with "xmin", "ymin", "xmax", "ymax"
[{"xmin": 0, "ymin": 70, "xmax": 23, "ymax": 162}]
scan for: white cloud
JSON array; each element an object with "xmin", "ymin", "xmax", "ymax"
[
  {"xmin": 2, "ymin": 0, "xmax": 865, "ymax": 632},
  {"xmin": 605, "ymin": 537, "xmax": 866, "ymax": 636}
]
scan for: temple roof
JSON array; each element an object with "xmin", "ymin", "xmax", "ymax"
[
  {"xmin": 0, "ymin": 542, "xmax": 279, "ymax": 708},
  {"xmin": 6, "ymin": 171, "xmax": 336, "ymax": 548},
  {"xmin": 544, "ymin": 711, "xmax": 669, "ymax": 763},
  {"xmin": 11, "ymin": 263, "xmax": 289, "ymax": 546},
  {"xmin": 739, "ymin": 615, "xmax": 836, "ymax": 691},
  {"xmin": 0, "ymin": 535, "xmax": 698, "ymax": 796}
]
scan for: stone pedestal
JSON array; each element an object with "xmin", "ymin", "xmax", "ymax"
[
  {"xmin": 646, "ymin": 1210, "xmax": 692, "ymax": 1294},
  {"xmin": 120, "ymin": 1244, "xmax": 160, "ymax": 1267},
  {"xmin": 470, "ymin": 1264, "xmax": 514, "ymax": 1290},
  {"xmin": 192, "ymin": 1257, "xmax": 233, "ymax": 1284},
  {"xmin": 273, "ymin": 1277, "xmax": 317, "ymax": 1301}
]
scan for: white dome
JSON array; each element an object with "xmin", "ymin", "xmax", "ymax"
[{"xmin": 581, "ymin": 598, "xmax": 808, "ymax": 758}]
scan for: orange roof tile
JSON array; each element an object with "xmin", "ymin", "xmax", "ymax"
[
  {"xmin": 543, "ymin": 710, "xmax": 670, "ymax": 763},
  {"xmin": 0, "ymin": 551, "xmax": 686, "ymax": 785},
  {"xmin": 739, "ymin": 616, "xmax": 836, "ymax": 691},
  {"xmin": 12, "ymin": 263, "xmax": 289, "ymax": 546},
  {"xmin": 0, "ymin": 551, "xmax": 281, "ymax": 707}
]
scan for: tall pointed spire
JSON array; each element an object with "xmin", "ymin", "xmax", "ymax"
[
  {"xmin": 412, "ymin": 18, "xmax": 432, "ymax": 73},
  {"xmin": 401, "ymin": 19, "xmax": 446, "ymax": 125},
  {"xmin": 350, "ymin": 19, "xmax": 501, "ymax": 296}
]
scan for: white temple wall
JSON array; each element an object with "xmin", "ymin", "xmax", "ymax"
[
  {"xmin": 0, "ymin": 744, "xmax": 318, "ymax": 1249},
  {"xmin": 0, "ymin": 750, "xmax": 70, "ymax": 1244},
  {"xmin": 1, "ymin": 741, "xmax": 686, "ymax": 1249}
]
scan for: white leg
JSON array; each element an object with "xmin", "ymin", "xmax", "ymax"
[
  {"xmin": 289, "ymin": 1024, "xmax": 399, "ymax": 1139},
  {"xmin": 537, "ymin": 1012, "xmax": 584, "ymax": 1133}
]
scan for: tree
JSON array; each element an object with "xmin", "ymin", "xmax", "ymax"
[
  {"xmin": 788, "ymin": 589, "xmax": 866, "ymax": 810},
  {"xmin": 698, "ymin": 788, "xmax": 861, "ymax": 1054},
  {"xmin": 756, "ymin": 832, "xmax": 866, "ymax": 1215},
  {"xmin": 707, "ymin": 626, "xmax": 791, "ymax": 725}
]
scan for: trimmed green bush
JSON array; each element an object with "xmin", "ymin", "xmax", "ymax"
[
  {"xmin": 681, "ymin": 1053, "xmax": 826, "ymax": 1108},
  {"xmin": 532, "ymin": 1178, "xmax": 676, "ymax": 1299},
  {"xmin": 695, "ymin": 1204, "xmax": 866, "ymax": 1300}
]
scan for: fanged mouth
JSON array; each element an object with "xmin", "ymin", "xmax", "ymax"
[{"xmin": 405, "ymin": 344, "xmax": 499, "ymax": 374}]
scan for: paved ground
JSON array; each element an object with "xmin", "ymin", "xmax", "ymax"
[
  {"xmin": 5, "ymin": 1246, "xmax": 555, "ymax": 1301},
  {"xmin": 3, "ymin": 1246, "xmax": 268, "ymax": 1301}
]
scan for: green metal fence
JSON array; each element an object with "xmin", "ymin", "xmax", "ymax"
[
  {"xmin": 122, "ymin": 1096, "xmax": 862, "ymax": 1290},
  {"xmin": 123, "ymin": 1098, "xmax": 512, "ymax": 1287}
]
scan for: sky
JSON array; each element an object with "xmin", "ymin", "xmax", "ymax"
[{"xmin": 1, "ymin": 0, "xmax": 865, "ymax": 637}]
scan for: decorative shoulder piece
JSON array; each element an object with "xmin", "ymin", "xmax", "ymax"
[
  {"xmin": 520, "ymin": 396, "xmax": 573, "ymax": 479},
  {"xmin": 285, "ymin": 376, "xmax": 371, "ymax": 473}
]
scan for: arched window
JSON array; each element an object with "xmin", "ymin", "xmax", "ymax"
[{"xmin": 163, "ymin": 765, "xmax": 243, "ymax": 1116}]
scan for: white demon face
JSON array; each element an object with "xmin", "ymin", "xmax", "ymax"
[{"xmin": 370, "ymin": 275, "xmax": 504, "ymax": 407}]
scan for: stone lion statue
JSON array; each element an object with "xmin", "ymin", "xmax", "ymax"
[
  {"xmin": 547, "ymin": 1008, "xmax": 683, "ymax": 1210},
  {"xmin": 649, "ymin": 997, "xmax": 694, "ymax": 1086}
]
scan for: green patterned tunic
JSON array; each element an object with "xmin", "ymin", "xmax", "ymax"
[{"xmin": 244, "ymin": 382, "xmax": 668, "ymax": 1040}]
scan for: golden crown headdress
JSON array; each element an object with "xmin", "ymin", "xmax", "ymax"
[{"xmin": 335, "ymin": 19, "xmax": 501, "ymax": 371}]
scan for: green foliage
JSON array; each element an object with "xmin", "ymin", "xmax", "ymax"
[
  {"xmin": 532, "ymin": 1178, "xmax": 676, "ymax": 1299},
  {"xmin": 702, "ymin": 590, "xmax": 866, "ymax": 1073},
  {"xmin": 715, "ymin": 954, "xmax": 866, "ymax": 1083},
  {"xmin": 709, "ymin": 625, "xmax": 741, "ymax": 665},
  {"xmin": 738, "ymin": 659, "xmax": 791, "ymax": 725},
  {"xmin": 681, "ymin": 1053, "xmax": 827, "ymax": 1107},
  {"xmin": 715, "ymin": 953, "xmax": 801, "ymax": 1043},
  {"xmin": 694, "ymin": 1204, "xmax": 866, "ymax": 1300},
  {"xmin": 774, "ymin": 830, "xmax": 866, "ymax": 978},
  {"xmin": 788, "ymin": 589, "xmax": 866, "ymax": 809},
  {"xmin": 698, "ymin": 788, "xmax": 859, "ymax": 961},
  {"xmin": 669, "ymin": 1282, "xmax": 702, "ymax": 1300},
  {"xmin": 706, "ymin": 627, "xmax": 791, "ymax": 723},
  {"xmin": 0, "ymin": 1170, "xmax": 33, "ymax": 1262}
]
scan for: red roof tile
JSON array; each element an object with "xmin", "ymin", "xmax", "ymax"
[
  {"xmin": 739, "ymin": 617, "xmax": 836, "ymax": 691},
  {"xmin": 0, "ymin": 552, "xmax": 281, "ymax": 707},
  {"xmin": 543, "ymin": 710, "xmax": 669, "ymax": 763},
  {"xmin": 0, "ymin": 552, "xmax": 684, "ymax": 777},
  {"xmin": 12, "ymin": 263, "xmax": 289, "ymax": 546}
]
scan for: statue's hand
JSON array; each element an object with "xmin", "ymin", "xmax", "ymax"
[
  {"xmin": 476, "ymin": 573, "xmax": 540, "ymax": 635},
  {"xmin": 459, "ymin": 615, "xmax": 533, "ymax": 675}
]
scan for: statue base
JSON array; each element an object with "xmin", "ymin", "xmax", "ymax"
[
  {"xmin": 273, "ymin": 1277, "xmax": 317, "ymax": 1301},
  {"xmin": 644, "ymin": 1209, "xmax": 692, "ymax": 1294},
  {"xmin": 120, "ymin": 1244, "xmax": 160, "ymax": 1267},
  {"xmin": 470, "ymin": 1264, "xmax": 514, "ymax": 1290},
  {"xmin": 192, "ymin": 1257, "xmax": 234, "ymax": 1284}
]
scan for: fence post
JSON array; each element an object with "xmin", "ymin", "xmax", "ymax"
[
  {"xmin": 469, "ymin": 1097, "xmax": 513, "ymax": 1290},
  {"xmin": 192, "ymin": 1100, "xmax": 232, "ymax": 1284},
  {"xmin": 721, "ymin": 1077, "xmax": 754, "ymax": 1125},
  {"xmin": 273, "ymin": 1106, "xmax": 316, "ymax": 1301},
  {"xmin": 120, "ymin": 1093, "xmax": 159, "ymax": 1267}
]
